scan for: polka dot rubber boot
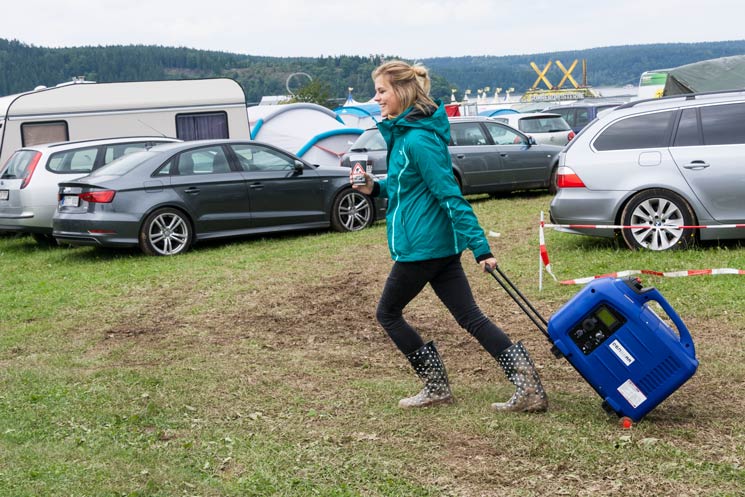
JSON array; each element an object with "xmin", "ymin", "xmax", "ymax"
[
  {"xmin": 492, "ymin": 341, "xmax": 548, "ymax": 413},
  {"xmin": 399, "ymin": 341, "xmax": 454, "ymax": 408}
]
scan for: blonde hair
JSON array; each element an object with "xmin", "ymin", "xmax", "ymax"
[{"xmin": 372, "ymin": 60, "xmax": 436, "ymax": 116}]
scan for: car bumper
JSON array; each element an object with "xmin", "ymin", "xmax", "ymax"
[
  {"xmin": 549, "ymin": 188, "xmax": 626, "ymax": 239},
  {"xmin": 53, "ymin": 214, "xmax": 140, "ymax": 247}
]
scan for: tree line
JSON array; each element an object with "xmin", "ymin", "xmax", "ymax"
[{"xmin": 1, "ymin": 38, "xmax": 744, "ymax": 107}]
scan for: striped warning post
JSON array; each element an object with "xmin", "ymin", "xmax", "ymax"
[{"xmin": 539, "ymin": 213, "xmax": 557, "ymax": 289}]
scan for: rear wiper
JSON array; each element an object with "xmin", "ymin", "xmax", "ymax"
[
  {"xmin": 0, "ymin": 173, "xmax": 16, "ymax": 179},
  {"xmin": 350, "ymin": 147, "xmax": 369, "ymax": 152}
]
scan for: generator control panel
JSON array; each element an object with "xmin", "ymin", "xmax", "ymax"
[{"xmin": 569, "ymin": 304, "xmax": 627, "ymax": 355}]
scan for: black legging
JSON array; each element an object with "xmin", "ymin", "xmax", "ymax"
[{"xmin": 376, "ymin": 254, "xmax": 513, "ymax": 358}]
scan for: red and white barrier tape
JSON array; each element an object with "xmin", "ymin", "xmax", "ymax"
[
  {"xmin": 560, "ymin": 268, "xmax": 745, "ymax": 285},
  {"xmin": 545, "ymin": 223, "xmax": 745, "ymax": 230},
  {"xmin": 538, "ymin": 211, "xmax": 745, "ymax": 287}
]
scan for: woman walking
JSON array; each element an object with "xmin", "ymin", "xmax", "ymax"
[{"xmin": 352, "ymin": 60, "xmax": 548, "ymax": 412}]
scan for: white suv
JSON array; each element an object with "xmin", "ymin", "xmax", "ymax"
[
  {"xmin": 550, "ymin": 89, "xmax": 745, "ymax": 251},
  {"xmin": 0, "ymin": 137, "xmax": 179, "ymax": 243},
  {"xmin": 491, "ymin": 112, "xmax": 575, "ymax": 146}
]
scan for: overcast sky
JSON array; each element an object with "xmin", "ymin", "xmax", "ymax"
[{"xmin": 2, "ymin": 0, "xmax": 744, "ymax": 58}]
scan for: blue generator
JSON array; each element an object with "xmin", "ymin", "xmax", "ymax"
[
  {"xmin": 488, "ymin": 267, "xmax": 699, "ymax": 423},
  {"xmin": 548, "ymin": 277, "xmax": 699, "ymax": 422}
]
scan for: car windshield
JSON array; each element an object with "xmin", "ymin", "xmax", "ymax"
[
  {"xmin": 519, "ymin": 116, "xmax": 571, "ymax": 133},
  {"xmin": 87, "ymin": 150, "xmax": 153, "ymax": 177},
  {"xmin": 349, "ymin": 129, "xmax": 386, "ymax": 152}
]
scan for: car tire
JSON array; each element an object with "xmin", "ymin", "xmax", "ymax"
[
  {"xmin": 330, "ymin": 188, "xmax": 374, "ymax": 232},
  {"xmin": 548, "ymin": 165, "xmax": 558, "ymax": 195},
  {"xmin": 620, "ymin": 189, "xmax": 696, "ymax": 251},
  {"xmin": 31, "ymin": 233, "xmax": 58, "ymax": 246},
  {"xmin": 138, "ymin": 207, "xmax": 193, "ymax": 256}
]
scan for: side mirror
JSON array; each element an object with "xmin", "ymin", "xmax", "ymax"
[
  {"xmin": 528, "ymin": 136, "xmax": 537, "ymax": 146},
  {"xmin": 293, "ymin": 160, "xmax": 304, "ymax": 174}
]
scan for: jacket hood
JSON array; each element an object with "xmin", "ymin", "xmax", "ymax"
[{"xmin": 378, "ymin": 99, "xmax": 450, "ymax": 146}]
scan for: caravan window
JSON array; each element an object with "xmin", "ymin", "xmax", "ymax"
[
  {"xmin": 21, "ymin": 121, "xmax": 69, "ymax": 147},
  {"xmin": 176, "ymin": 112, "xmax": 229, "ymax": 140}
]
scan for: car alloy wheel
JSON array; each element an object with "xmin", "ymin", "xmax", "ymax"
[
  {"xmin": 620, "ymin": 189, "xmax": 696, "ymax": 251},
  {"xmin": 331, "ymin": 188, "xmax": 373, "ymax": 232},
  {"xmin": 139, "ymin": 207, "xmax": 193, "ymax": 256}
]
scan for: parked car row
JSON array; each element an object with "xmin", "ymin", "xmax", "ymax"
[
  {"xmin": 550, "ymin": 89, "xmax": 745, "ymax": 251},
  {"xmin": 7, "ymin": 91, "xmax": 743, "ymax": 256},
  {"xmin": 1, "ymin": 138, "xmax": 386, "ymax": 255}
]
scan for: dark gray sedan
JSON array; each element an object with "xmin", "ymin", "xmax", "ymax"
[
  {"xmin": 53, "ymin": 140, "xmax": 385, "ymax": 255},
  {"xmin": 340, "ymin": 116, "xmax": 564, "ymax": 195}
]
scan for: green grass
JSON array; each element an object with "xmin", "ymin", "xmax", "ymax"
[{"xmin": 1, "ymin": 193, "xmax": 743, "ymax": 496}]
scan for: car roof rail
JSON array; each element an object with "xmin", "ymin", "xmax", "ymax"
[{"xmin": 616, "ymin": 88, "xmax": 745, "ymax": 111}]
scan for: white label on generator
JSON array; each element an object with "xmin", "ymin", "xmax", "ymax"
[
  {"xmin": 618, "ymin": 379, "xmax": 647, "ymax": 408},
  {"xmin": 609, "ymin": 339, "xmax": 635, "ymax": 366}
]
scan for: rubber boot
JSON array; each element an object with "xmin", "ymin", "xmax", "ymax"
[
  {"xmin": 399, "ymin": 341, "xmax": 454, "ymax": 408},
  {"xmin": 492, "ymin": 341, "xmax": 548, "ymax": 413}
]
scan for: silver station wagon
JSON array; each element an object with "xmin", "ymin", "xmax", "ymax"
[{"xmin": 550, "ymin": 89, "xmax": 745, "ymax": 251}]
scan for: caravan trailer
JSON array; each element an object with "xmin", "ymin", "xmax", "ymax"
[{"xmin": 0, "ymin": 78, "xmax": 251, "ymax": 166}]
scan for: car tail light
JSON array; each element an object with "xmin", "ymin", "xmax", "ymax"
[
  {"xmin": 80, "ymin": 190, "xmax": 116, "ymax": 203},
  {"xmin": 568, "ymin": 131, "xmax": 576, "ymax": 141},
  {"xmin": 20, "ymin": 152, "xmax": 42, "ymax": 189},
  {"xmin": 556, "ymin": 166, "xmax": 586, "ymax": 188}
]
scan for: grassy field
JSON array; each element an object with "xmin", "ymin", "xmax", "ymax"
[{"xmin": 1, "ymin": 192, "xmax": 743, "ymax": 496}]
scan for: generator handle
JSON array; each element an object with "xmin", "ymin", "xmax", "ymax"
[
  {"xmin": 648, "ymin": 291, "xmax": 697, "ymax": 358},
  {"xmin": 485, "ymin": 265, "xmax": 550, "ymax": 340}
]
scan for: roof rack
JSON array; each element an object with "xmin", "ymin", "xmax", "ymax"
[{"xmin": 616, "ymin": 88, "xmax": 745, "ymax": 110}]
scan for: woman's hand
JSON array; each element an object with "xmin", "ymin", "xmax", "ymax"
[
  {"xmin": 351, "ymin": 172, "xmax": 374, "ymax": 195},
  {"xmin": 479, "ymin": 257, "xmax": 498, "ymax": 273}
]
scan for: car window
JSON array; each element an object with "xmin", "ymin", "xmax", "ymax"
[
  {"xmin": 701, "ymin": 102, "xmax": 745, "ymax": 145},
  {"xmin": 47, "ymin": 147, "xmax": 98, "ymax": 173},
  {"xmin": 518, "ymin": 116, "xmax": 570, "ymax": 133},
  {"xmin": 549, "ymin": 108, "xmax": 575, "ymax": 127},
  {"xmin": 89, "ymin": 151, "xmax": 152, "ymax": 177},
  {"xmin": 0, "ymin": 150, "xmax": 39, "ymax": 178},
  {"xmin": 451, "ymin": 123, "xmax": 488, "ymax": 146},
  {"xmin": 673, "ymin": 108, "xmax": 701, "ymax": 147},
  {"xmin": 177, "ymin": 146, "xmax": 231, "ymax": 175},
  {"xmin": 350, "ymin": 129, "xmax": 386, "ymax": 151},
  {"xmin": 576, "ymin": 109, "xmax": 590, "ymax": 127},
  {"xmin": 484, "ymin": 122, "xmax": 524, "ymax": 145},
  {"xmin": 229, "ymin": 144, "xmax": 297, "ymax": 172},
  {"xmin": 103, "ymin": 142, "xmax": 158, "ymax": 164},
  {"xmin": 594, "ymin": 111, "xmax": 674, "ymax": 151}
]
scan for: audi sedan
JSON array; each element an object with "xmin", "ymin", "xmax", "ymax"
[
  {"xmin": 341, "ymin": 116, "xmax": 564, "ymax": 195},
  {"xmin": 53, "ymin": 140, "xmax": 385, "ymax": 255}
]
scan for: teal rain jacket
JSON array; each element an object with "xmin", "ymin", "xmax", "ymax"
[{"xmin": 372, "ymin": 101, "xmax": 494, "ymax": 263}]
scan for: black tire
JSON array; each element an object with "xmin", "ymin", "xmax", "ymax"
[
  {"xmin": 31, "ymin": 233, "xmax": 58, "ymax": 246},
  {"xmin": 330, "ymin": 188, "xmax": 374, "ymax": 232},
  {"xmin": 138, "ymin": 207, "xmax": 193, "ymax": 256},
  {"xmin": 548, "ymin": 165, "xmax": 558, "ymax": 195},
  {"xmin": 620, "ymin": 189, "xmax": 696, "ymax": 251}
]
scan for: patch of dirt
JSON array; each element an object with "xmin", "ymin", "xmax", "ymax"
[{"xmin": 94, "ymin": 256, "xmax": 744, "ymax": 496}]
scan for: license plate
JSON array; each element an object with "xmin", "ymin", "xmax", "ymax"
[
  {"xmin": 0, "ymin": 190, "xmax": 8, "ymax": 201},
  {"xmin": 60, "ymin": 195, "xmax": 79, "ymax": 207}
]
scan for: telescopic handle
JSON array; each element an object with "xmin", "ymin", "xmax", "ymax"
[{"xmin": 485, "ymin": 264, "xmax": 550, "ymax": 339}]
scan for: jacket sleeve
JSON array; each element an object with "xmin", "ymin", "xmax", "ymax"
[
  {"xmin": 372, "ymin": 177, "xmax": 389, "ymax": 198},
  {"xmin": 408, "ymin": 130, "xmax": 493, "ymax": 261}
]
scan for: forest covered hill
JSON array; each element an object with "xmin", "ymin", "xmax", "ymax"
[{"xmin": 1, "ymin": 38, "xmax": 744, "ymax": 104}]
